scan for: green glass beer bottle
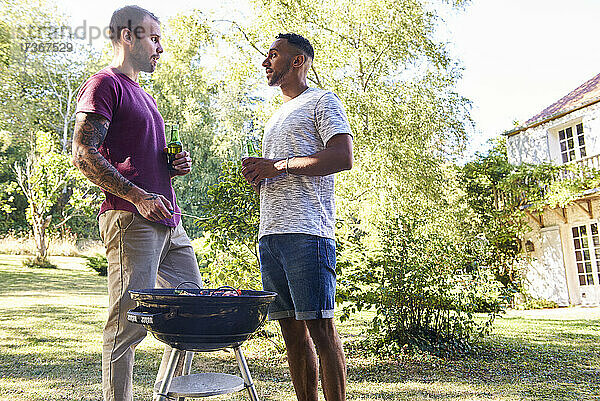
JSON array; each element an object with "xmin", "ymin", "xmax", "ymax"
[
  {"xmin": 166, "ymin": 123, "xmax": 182, "ymax": 169},
  {"xmin": 247, "ymin": 137, "xmax": 259, "ymax": 157}
]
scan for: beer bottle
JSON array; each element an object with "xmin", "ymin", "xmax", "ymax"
[
  {"xmin": 247, "ymin": 137, "xmax": 259, "ymax": 157},
  {"xmin": 166, "ymin": 123, "xmax": 182, "ymax": 169}
]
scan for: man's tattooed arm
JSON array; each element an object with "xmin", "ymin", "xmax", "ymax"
[
  {"xmin": 71, "ymin": 112, "xmax": 135, "ymax": 197},
  {"xmin": 72, "ymin": 112, "xmax": 173, "ymax": 221}
]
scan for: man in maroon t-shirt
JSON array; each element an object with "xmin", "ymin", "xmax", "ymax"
[{"xmin": 72, "ymin": 6, "xmax": 202, "ymax": 401}]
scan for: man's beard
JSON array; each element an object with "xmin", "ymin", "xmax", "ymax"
[
  {"xmin": 131, "ymin": 44, "xmax": 154, "ymax": 73},
  {"xmin": 268, "ymin": 60, "xmax": 292, "ymax": 86}
]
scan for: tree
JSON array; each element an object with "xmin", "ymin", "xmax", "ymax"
[
  {"xmin": 196, "ymin": 162, "xmax": 260, "ymax": 259},
  {"xmin": 0, "ymin": 20, "xmax": 9, "ymax": 67},
  {"xmin": 210, "ymin": 0, "xmax": 471, "ymax": 259},
  {"xmin": 460, "ymin": 138, "xmax": 526, "ymax": 288},
  {"xmin": 142, "ymin": 13, "xmax": 229, "ymax": 237},
  {"xmin": 0, "ymin": 0, "xmax": 104, "ymax": 239},
  {"xmin": 13, "ymin": 131, "xmax": 95, "ymax": 259}
]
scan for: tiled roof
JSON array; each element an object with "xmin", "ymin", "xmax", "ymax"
[{"xmin": 525, "ymin": 72, "xmax": 600, "ymax": 125}]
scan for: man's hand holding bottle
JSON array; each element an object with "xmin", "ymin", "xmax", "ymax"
[
  {"xmin": 165, "ymin": 149, "xmax": 192, "ymax": 176},
  {"xmin": 165, "ymin": 122, "xmax": 192, "ymax": 176}
]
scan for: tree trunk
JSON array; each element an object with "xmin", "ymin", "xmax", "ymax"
[
  {"xmin": 61, "ymin": 74, "xmax": 74, "ymax": 153},
  {"xmin": 32, "ymin": 213, "xmax": 51, "ymax": 259}
]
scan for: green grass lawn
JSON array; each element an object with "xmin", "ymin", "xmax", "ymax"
[{"xmin": 0, "ymin": 254, "xmax": 599, "ymax": 400}]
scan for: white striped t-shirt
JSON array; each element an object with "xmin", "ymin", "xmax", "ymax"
[{"xmin": 258, "ymin": 87, "xmax": 352, "ymax": 240}]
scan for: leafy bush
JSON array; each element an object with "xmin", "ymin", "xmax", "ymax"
[
  {"xmin": 195, "ymin": 161, "xmax": 259, "ymax": 246},
  {"xmin": 514, "ymin": 295, "xmax": 559, "ymax": 310},
  {"xmin": 460, "ymin": 139, "xmax": 529, "ymax": 291},
  {"xmin": 0, "ymin": 233, "xmax": 103, "ymax": 256},
  {"xmin": 0, "ymin": 234, "xmax": 35, "ymax": 255},
  {"xmin": 338, "ymin": 215, "xmax": 504, "ymax": 356},
  {"xmin": 22, "ymin": 256, "xmax": 57, "ymax": 269},
  {"xmin": 192, "ymin": 234, "xmax": 261, "ymax": 289},
  {"xmin": 84, "ymin": 253, "xmax": 108, "ymax": 276},
  {"xmin": 191, "ymin": 161, "xmax": 261, "ymax": 289}
]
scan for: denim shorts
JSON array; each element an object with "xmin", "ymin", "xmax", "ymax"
[{"xmin": 258, "ymin": 233, "xmax": 336, "ymax": 320}]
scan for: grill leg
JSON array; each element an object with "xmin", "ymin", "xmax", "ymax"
[
  {"xmin": 176, "ymin": 351, "xmax": 194, "ymax": 401},
  {"xmin": 234, "ymin": 346, "xmax": 259, "ymax": 401},
  {"xmin": 156, "ymin": 348, "xmax": 183, "ymax": 401},
  {"xmin": 182, "ymin": 351, "xmax": 194, "ymax": 375}
]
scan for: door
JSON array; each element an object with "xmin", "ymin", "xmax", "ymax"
[
  {"xmin": 571, "ymin": 223, "xmax": 600, "ymax": 305},
  {"xmin": 525, "ymin": 226, "xmax": 570, "ymax": 305}
]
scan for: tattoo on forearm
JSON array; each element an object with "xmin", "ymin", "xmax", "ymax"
[{"xmin": 72, "ymin": 113, "xmax": 134, "ymax": 198}]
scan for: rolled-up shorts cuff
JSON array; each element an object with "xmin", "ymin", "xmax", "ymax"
[
  {"xmin": 296, "ymin": 309, "xmax": 335, "ymax": 320},
  {"xmin": 269, "ymin": 309, "xmax": 335, "ymax": 321},
  {"xmin": 268, "ymin": 310, "xmax": 296, "ymax": 321}
]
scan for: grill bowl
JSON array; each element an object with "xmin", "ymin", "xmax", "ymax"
[{"xmin": 127, "ymin": 288, "xmax": 276, "ymax": 351}]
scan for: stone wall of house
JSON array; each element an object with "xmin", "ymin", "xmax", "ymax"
[
  {"xmin": 520, "ymin": 198, "xmax": 600, "ymax": 306},
  {"xmin": 507, "ymin": 101, "xmax": 600, "ymax": 165}
]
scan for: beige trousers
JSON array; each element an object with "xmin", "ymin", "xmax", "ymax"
[{"xmin": 99, "ymin": 210, "xmax": 203, "ymax": 401}]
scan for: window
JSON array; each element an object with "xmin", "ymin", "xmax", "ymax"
[
  {"xmin": 572, "ymin": 223, "xmax": 600, "ymax": 286},
  {"xmin": 559, "ymin": 123, "xmax": 585, "ymax": 163}
]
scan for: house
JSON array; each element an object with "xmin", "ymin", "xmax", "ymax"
[{"xmin": 505, "ymin": 72, "xmax": 600, "ymax": 306}]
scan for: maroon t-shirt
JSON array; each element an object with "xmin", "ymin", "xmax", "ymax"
[{"xmin": 76, "ymin": 67, "xmax": 180, "ymax": 227}]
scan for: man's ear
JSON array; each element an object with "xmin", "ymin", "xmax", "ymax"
[
  {"xmin": 292, "ymin": 54, "xmax": 306, "ymax": 68},
  {"xmin": 121, "ymin": 28, "xmax": 133, "ymax": 46}
]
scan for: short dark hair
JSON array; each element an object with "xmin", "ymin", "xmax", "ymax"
[
  {"xmin": 276, "ymin": 33, "xmax": 314, "ymax": 60},
  {"xmin": 109, "ymin": 5, "xmax": 159, "ymax": 44}
]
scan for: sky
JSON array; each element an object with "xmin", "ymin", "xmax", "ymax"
[
  {"xmin": 59, "ymin": 0, "xmax": 238, "ymax": 35},
  {"xmin": 57, "ymin": 0, "xmax": 600, "ymax": 158},
  {"xmin": 442, "ymin": 0, "xmax": 600, "ymax": 157}
]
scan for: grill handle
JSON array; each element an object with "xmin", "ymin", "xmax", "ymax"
[
  {"xmin": 127, "ymin": 306, "xmax": 177, "ymax": 325},
  {"xmin": 175, "ymin": 281, "xmax": 201, "ymax": 291}
]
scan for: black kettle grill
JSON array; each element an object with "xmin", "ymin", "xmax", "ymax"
[{"xmin": 127, "ymin": 284, "xmax": 276, "ymax": 401}]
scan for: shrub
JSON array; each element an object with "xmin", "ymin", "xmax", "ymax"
[
  {"xmin": 84, "ymin": 253, "xmax": 108, "ymax": 276},
  {"xmin": 0, "ymin": 233, "xmax": 103, "ymax": 256},
  {"xmin": 192, "ymin": 234, "xmax": 261, "ymax": 290},
  {"xmin": 190, "ymin": 161, "xmax": 261, "ymax": 290},
  {"xmin": 22, "ymin": 256, "xmax": 57, "ymax": 269},
  {"xmin": 0, "ymin": 234, "xmax": 37, "ymax": 255},
  {"xmin": 48, "ymin": 232, "xmax": 82, "ymax": 257},
  {"xmin": 515, "ymin": 295, "xmax": 559, "ymax": 310},
  {"xmin": 338, "ymin": 215, "xmax": 503, "ymax": 356}
]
